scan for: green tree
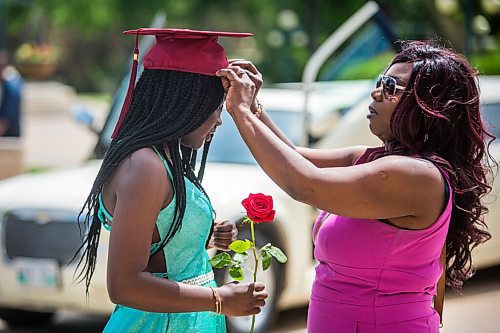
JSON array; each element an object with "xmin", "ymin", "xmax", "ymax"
[{"xmin": 3, "ymin": 0, "xmax": 499, "ymax": 90}]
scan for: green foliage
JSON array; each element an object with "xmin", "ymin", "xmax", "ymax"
[
  {"xmin": 229, "ymin": 265, "xmax": 244, "ymax": 281},
  {"xmin": 261, "ymin": 243, "xmax": 288, "ymax": 264},
  {"xmin": 4, "ymin": 0, "xmax": 500, "ymax": 90},
  {"xmin": 259, "ymin": 247, "xmax": 273, "ymax": 271},
  {"xmin": 229, "ymin": 239, "xmax": 252, "ymax": 253},
  {"xmin": 336, "ymin": 52, "xmax": 396, "ymax": 80},
  {"xmin": 211, "ymin": 238, "xmax": 287, "ymax": 278},
  {"xmin": 232, "ymin": 252, "xmax": 249, "ymax": 264},
  {"xmin": 209, "ymin": 252, "xmax": 232, "ymax": 269},
  {"xmin": 472, "ymin": 52, "xmax": 500, "ymax": 75},
  {"xmin": 26, "ymin": 166, "xmax": 51, "ymax": 174}
]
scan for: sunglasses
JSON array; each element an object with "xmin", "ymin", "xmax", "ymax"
[{"xmin": 376, "ymin": 74, "xmax": 406, "ymax": 96}]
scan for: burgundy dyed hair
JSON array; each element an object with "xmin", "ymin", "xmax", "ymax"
[{"xmin": 370, "ymin": 41, "xmax": 495, "ymax": 290}]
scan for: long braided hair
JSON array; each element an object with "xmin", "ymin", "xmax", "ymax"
[
  {"xmin": 367, "ymin": 41, "xmax": 496, "ymax": 290},
  {"xmin": 75, "ymin": 69, "xmax": 224, "ymax": 295}
]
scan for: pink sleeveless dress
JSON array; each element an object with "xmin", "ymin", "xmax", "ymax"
[{"xmin": 308, "ymin": 152, "xmax": 451, "ymax": 333}]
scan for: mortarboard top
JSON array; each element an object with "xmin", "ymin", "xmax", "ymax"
[
  {"xmin": 124, "ymin": 28, "xmax": 252, "ymax": 76},
  {"xmin": 112, "ymin": 28, "xmax": 253, "ymax": 139}
]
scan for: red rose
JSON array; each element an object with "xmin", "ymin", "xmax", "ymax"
[{"xmin": 241, "ymin": 193, "xmax": 275, "ymax": 223}]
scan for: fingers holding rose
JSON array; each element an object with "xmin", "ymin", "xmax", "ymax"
[{"xmin": 217, "ymin": 281, "xmax": 268, "ymax": 317}]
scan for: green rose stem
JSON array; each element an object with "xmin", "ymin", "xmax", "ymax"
[{"xmin": 249, "ymin": 218, "xmax": 258, "ymax": 333}]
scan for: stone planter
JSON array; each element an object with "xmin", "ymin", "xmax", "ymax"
[{"xmin": 17, "ymin": 63, "xmax": 57, "ymax": 80}]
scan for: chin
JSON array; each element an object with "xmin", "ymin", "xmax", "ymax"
[{"xmin": 180, "ymin": 141, "xmax": 200, "ymax": 150}]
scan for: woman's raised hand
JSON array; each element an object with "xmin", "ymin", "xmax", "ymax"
[
  {"xmin": 216, "ymin": 64, "xmax": 255, "ymax": 116},
  {"xmin": 229, "ymin": 59, "xmax": 263, "ymax": 100},
  {"xmin": 216, "ymin": 282, "xmax": 268, "ymax": 317}
]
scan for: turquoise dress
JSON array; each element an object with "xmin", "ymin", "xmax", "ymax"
[{"xmin": 98, "ymin": 147, "xmax": 226, "ymax": 333}]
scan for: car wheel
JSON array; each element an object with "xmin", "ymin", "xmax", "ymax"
[
  {"xmin": 214, "ymin": 228, "xmax": 283, "ymax": 333},
  {"xmin": 0, "ymin": 308, "xmax": 54, "ymax": 327}
]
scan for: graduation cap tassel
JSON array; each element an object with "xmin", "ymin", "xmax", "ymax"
[{"xmin": 111, "ymin": 30, "xmax": 141, "ymax": 139}]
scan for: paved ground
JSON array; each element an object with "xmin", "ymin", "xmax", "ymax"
[{"xmin": 1, "ymin": 266, "xmax": 500, "ymax": 332}]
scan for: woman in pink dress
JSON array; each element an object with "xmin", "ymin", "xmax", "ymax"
[{"xmin": 218, "ymin": 41, "xmax": 495, "ymax": 332}]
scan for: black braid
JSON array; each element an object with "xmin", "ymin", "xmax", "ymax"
[
  {"xmin": 197, "ymin": 140, "xmax": 212, "ymax": 182},
  {"xmin": 73, "ymin": 69, "xmax": 224, "ymax": 296}
]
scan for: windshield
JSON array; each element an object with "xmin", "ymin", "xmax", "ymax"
[{"xmin": 207, "ymin": 110, "xmax": 303, "ymax": 164}]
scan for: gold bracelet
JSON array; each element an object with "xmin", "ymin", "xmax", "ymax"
[
  {"xmin": 254, "ymin": 98, "xmax": 263, "ymax": 119},
  {"xmin": 209, "ymin": 286, "xmax": 222, "ymax": 316}
]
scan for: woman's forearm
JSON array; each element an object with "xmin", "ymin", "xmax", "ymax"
[
  {"xmin": 252, "ymin": 102, "xmax": 364, "ymax": 168},
  {"xmin": 230, "ymin": 108, "xmax": 316, "ymax": 201},
  {"xmin": 257, "ymin": 108, "xmax": 296, "ymax": 149},
  {"xmin": 108, "ymin": 272, "xmax": 214, "ymax": 313}
]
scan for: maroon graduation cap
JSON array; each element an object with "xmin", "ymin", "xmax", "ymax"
[{"xmin": 112, "ymin": 28, "xmax": 253, "ymax": 139}]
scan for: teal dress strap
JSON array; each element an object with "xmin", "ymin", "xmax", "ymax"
[
  {"xmin": 151, "ymin": 146, "xmax": 174, "ymax": 179},
  {"xmin": 97, "ymin": 192, "xmax": 112, "ymax": 231}
]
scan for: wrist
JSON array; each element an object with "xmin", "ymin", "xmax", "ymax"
[
  {"xmin": 253, "ymin": 98, "xmax": 263, "ymax": 119},
  {"xmin": 209, "ymin": 286, "xmax": 222, "ymax": 316},
  {"xmin": 227, "ymin": 105, "xmax": 253, "ymax": 118}
]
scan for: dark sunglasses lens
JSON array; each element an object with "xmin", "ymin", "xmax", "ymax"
[
  {"xmin": 385, "ymin": 78, "xmax": 396, "ymax": 95},
  {"xmin": 376, "ymin": 75, "xmax": 382, "ymax": 88}
]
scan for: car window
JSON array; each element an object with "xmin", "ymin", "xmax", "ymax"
[
  {"xmin": 482, "ymin": 103, "xmax": 500, "ymax": 138},
  {"xmin": 206, "ymin": 110, "xmax": 302, "ymax": 164}
]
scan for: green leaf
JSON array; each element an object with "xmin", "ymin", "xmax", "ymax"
[
  {"xmin": 260, "ymin": 249, "xmax": 272, "ymax": 271},
  {"xmin": 209, "ymin": 252, "xmax": 232, "ymax": 268},
  {"xmin": 229, "ymin": 265, "xmax": 244, "ymax": 281},
  {"xmin": 229, "ymin": 239, "xmax": 252, "ymax": 253},
  {"xmin": 268, "ymin": 245, "xmax": 288, "ymax": 263},
  {"xmin": 233, "ymin": 252, "xmax": 249, "ymax": 264},
  {"xmin": 260, "ymin": 243, "xmax": 272, "ymax": 251}
]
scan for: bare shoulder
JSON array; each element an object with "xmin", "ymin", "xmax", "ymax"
[
  {"xmin": 372, "ymin": 155, "xmax": 442, "ymax": 179},
  {"xmin": 362, "ymin": 154, "xmax": 445, "ymax": 198},
  {"xmin": 302, "ymin": 152, "xmax": 445, "ymax": 220},
  {"xmin": 114, "ymin": 148, "xmax": 170, "ymax": 193}
]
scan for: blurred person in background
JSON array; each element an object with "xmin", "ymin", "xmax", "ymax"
[
  {"xmin": 219, "ymin": 41, "xmax": 495, "ymax": 332},
  {"xmin": 74, "ymin": 28, "xmax": 267, "ymax": 333},
  {"xmin": 0, "ymin": 51, "xmax": 22, "ymax": 137}
]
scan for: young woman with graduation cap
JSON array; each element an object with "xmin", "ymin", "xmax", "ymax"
[{"xmin": 75, "ymin": 28, "xmax": 268, "ymax": 333}]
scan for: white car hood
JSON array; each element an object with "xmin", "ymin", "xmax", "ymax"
[
  {"xmin": 0, "ymin": 160, "xmax": 102, "ymax": 212},
  {"xmin": 0, "ymin": 160, "xmax": 281, "ymax": 217},
  {"xmin": 203, "ymin": 162, "xmax": 283, "ymax": 217}
]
